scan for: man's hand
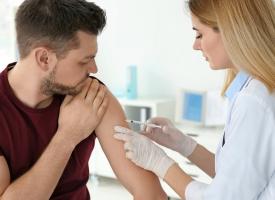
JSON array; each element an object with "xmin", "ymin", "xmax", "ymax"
[
  {"xmin": 113, "ymin": 126, "xmax": 175, "ymax": 179},
  {"xmin": 144, "ymin": 117, "xmax": 197, "ymax": 157},
  {"xmin": 58, "ymin": 78, "xmax": 108, "ymax": 147}
]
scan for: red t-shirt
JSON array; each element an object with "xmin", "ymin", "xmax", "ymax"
[{"xmin": 0, "ymin": 63, "xmax": 97, "ymax": 199}]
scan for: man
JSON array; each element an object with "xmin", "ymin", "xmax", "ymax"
[{"xmin": 0, "ymin": 0, "xmax": 166, "ymax": 199}]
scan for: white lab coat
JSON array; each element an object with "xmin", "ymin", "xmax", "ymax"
[{"xmin": 185, "ymin": 73, "xmax": 275, "ymax": 200}]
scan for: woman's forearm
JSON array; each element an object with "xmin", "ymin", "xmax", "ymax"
[
  {"xmin": 187, "ymin": 144, "xmax": 215, "ymax": 178},
  {"xmin": 163, "ymin": 163, "xmax": 193, "ymax": 199}
]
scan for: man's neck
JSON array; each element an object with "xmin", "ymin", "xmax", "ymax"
[{"xmin": 7, "ymin": 61, "xmax": 54, "ymax": 109}]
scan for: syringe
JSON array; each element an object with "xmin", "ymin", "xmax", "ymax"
[{"xmin": 125, "ymin": 119, "xmax": 162, "ymax": 129}]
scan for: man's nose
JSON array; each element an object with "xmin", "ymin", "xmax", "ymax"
[{"xmin": 88, "ymin": 63, "xmax": 98, "ymax": 74}]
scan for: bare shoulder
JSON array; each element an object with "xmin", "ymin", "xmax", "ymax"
[{"xmin": 95, "ymin": 89, "xmax": 126, "ymax": 135}]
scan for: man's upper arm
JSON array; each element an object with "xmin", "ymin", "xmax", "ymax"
[
  {"xmin": 0, "ymin": 156, "xmax": 10, "ymax": 196},
  {"xmin": 95, "ymin": 90, "xmax": 166, "ymax": 199}
]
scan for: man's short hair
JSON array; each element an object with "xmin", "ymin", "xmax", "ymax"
[{"xmin": 16, "ymin": 0, "xmax": 106, "ymax": 59}]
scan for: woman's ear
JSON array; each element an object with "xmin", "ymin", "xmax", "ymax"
[{"xmin": 34, "ymin": 48, "xmax": 57, "ymax": 72}]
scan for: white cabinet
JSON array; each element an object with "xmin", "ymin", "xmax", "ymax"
[{"xmin": 89, "ymin": 98, "xmax": 223, "ymax": 199}]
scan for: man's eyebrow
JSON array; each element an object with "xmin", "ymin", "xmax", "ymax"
[
  {"xmin": 83, "ymin": 54, "xmax": 96, "ymax": 59},
  {"xmin": 192, "ymin": 27, "xmax": 199, "ymax": 31}
]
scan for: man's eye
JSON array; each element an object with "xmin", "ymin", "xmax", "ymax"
[{"xmin": 80, "ymin": 61, "xmax": 89, "ymax": 65}]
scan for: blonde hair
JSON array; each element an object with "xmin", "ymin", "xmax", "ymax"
[
  {"xmin": 189, "ymin": 0, "xmax": 275, "ymax": 94},
  {"xmin": 188, "ymin": 0, "xmax": 218, "ymax": 30}
]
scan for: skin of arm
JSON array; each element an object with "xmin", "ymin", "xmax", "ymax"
[
  {"xmin": 187, "ymin": 144, "xmax": 215, "ymax": 178},
  {"xmin": 95, "ymin": 90, "xmax": 167, "ymax": 200}
]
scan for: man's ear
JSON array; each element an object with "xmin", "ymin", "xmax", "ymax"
[{"xmin": 34, "ymin": 48, "xmax": 57, "ymax": 71}]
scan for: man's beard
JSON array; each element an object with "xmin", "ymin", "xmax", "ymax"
[{"xmin": 41, "ymin": 66, "xmax": 82, "ymax": 96}]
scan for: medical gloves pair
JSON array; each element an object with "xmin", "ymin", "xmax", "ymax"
[{"xmin": 113, "ymin": 117, "xmax": 197, "ymax": 179}]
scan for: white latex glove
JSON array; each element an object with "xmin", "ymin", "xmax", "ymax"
[
  {"xmin": 113, "ymin": 126, "xmax": 175, "ymax": 179},
  {"xmin": 144, "ymin": 117, "xmax": 197, "ymax": 157}
]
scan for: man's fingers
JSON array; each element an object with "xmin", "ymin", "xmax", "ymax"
[
  {"xmin": 85, "ymin": 79, "xmax": 100, "ymax": 102},
  {"xmin": 62, "ymin": 95, "xmax": 74, "ymax": 106},
  {"xmin": 97, "ymin": 95, "xmax": 109, "ymax": 117},
  {"xmin": 92, "ymin": 85, "xmax": 107, "ymax": 109},
  {"xmin": 76, "ymin": 78, "xmax": 93, "ymax": 99}
]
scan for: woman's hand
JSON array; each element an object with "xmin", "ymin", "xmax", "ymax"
[
  {"xmin": 144, "ymin": 117, "xmax": 197, "ymax": 157},
  {"xmin": 113, "ymin": 126, "xmax": 175, "ymax": 179}
]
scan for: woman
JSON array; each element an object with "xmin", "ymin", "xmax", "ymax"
[{"xmin": 114, "ymin": 0, "xmax": 275, "ymax": 199}]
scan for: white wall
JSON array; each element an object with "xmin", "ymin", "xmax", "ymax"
[
  {"xmin": 0, "ymin": 1, "xmax": 17, "ymax": 70},
  {"xmin": 93, "ymin": 0, "xmax": 226, "ymax": 99}
]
